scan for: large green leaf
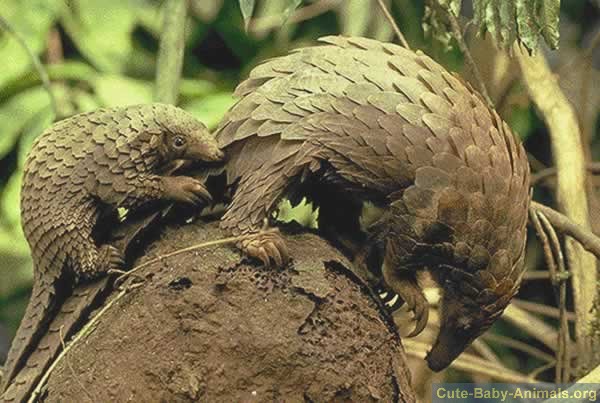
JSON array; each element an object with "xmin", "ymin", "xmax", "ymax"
[
  {"xmin": 0, "ymin": 87, "xmax": 51, "ymax": 159},
  {"xmin": 0, "ymin": 0, "xmax": 63, "ymax": 87},
  {"xmin": 0, "ymin": 231, "xmax": 32, "ymax": 298},
  {"xmin": 60, "ymin": 0, "xmax": 140, "ymax": 72},
  {"xmin": 183, "ymin": 93, "xmax": 236, "ymax": 129},
  {"xmin": 18, "ymin": 107, "xmax": 55, "ymax": 168},
  {"xmin": 1, "ymin": 169, "xmax": 22, "ymax": 229},
  {"xmin": 282, "ymin": 0, "xmax": 302, "ymax": 21},
  {"xmin": 93, "ymin": 75, "xmax": 153, "ymax": 107}
]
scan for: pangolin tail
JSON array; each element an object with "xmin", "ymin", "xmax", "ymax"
[{"xmin": 1, "ymin": 282, "xmax": 54, "ymax": 397}]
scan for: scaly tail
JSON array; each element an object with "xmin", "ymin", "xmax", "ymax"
[
  {"xmin": 1, "ymin": 280, "xmax": 54, "ymax": 397},
  {"xmin": 1, "ymin": 279, "xmax": 111, "ymax": 402}
]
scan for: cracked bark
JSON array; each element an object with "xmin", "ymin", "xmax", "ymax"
[{"xmin": 39, "ymin": 220, "xmax": 415, "ymax": 402}]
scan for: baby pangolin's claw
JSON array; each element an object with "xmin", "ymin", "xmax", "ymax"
[{"xmin": 240, "ymin": 228, "xmax": 289, "ymax": 268}]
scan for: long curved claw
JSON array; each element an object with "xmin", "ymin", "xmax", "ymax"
[
  {"xmin": 99, "ymin": 244, "xmax": 125, "ymax": 271},
  {"xmin": 239, "ymin": 228, "xmax": 289, "ymax": 268},
  {"xmin": 263, "ymin": 242, "xmax": 283, "ymax": 267},
  {"xmin": 193, "ymin": 182, "xmax": 213, "ymax": 203},
  {"xmin": 406, "ymin": 292, "xmax": 430, "ymax": 337},
  {"xmin": 382, "ymin": 261, "xmax": 429, "ymax": 337}
]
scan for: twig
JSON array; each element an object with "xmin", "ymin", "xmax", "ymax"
[
  {"xmin": 482, "ymin": 333, "xmax": 556, "ymax": 363},
  {"xmin": 517, "ymin": 47, "xmax": 596, "ymax": 369},
  {"xmin": 536, "ymin": 210, "xmax": 571, "ymax": 382},
  {"xmin": 445, "ymin": 10, "xmax": 494, "ymax": 108},
  {"xmin": 375, "ymin": 0, "xmax": 410, "ymax": 49},
  {"xmin": 249, "ymin": 0, "xmax": 340, "ymax": 35},
  {"xmin": 531, "ymin": 162, "xmax": 600, "ymax": 186},
  {"xmin": 470, "ymin": 339, "xmax": 504, "ymax": 368},
  {"xmin": 531, "ymin": 202, "xmax": 600, "ymax": 258},
  {"xmin": 28, "ymin": 283, "xmax": 141, "ymax": 403},
  {"xmin": 59, "ymin": 327, "xmax": 93, "ymax": 403},
  {"xmin": 503, "ymin": 305, "xmax": 559, "ymax": 351},
  {"xmin": 403, "ymin": 339, "xmax": 532, "ymax": 382},
  {"xmin": 154, "ymin": 0, "xmax": 188, "ymax": 104},
  {"xmin": 523, "ymin": 270, "xmax": 553, "ymax": 280},
  {"xmin": 30, "ymin": 234, "xmax": 247, "ymax": 399},
  {"xmin": 529, "ymin": 362, "xmax": 557, "ymax": 380},
  {"xmin": 115, "ymin": 235, "xmax": 247, "ymax": 286},
  {"xmin": 512, "ymin": 299, "xmax": 575, "ymax": 322},
  {"xmin": 0, "ymin": 14, "xmax": 59, "ymax": 118},
  {"xmin": 529, "ymin": 206, "xmax": 559, "ymax": 285}
]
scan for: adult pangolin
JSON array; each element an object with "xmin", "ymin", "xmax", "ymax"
[
  {"xmin": 215, "ymin": 36, "xmax": 530, "ymax": 370},
  {"xmin": 1, "ymin": 103, "xmax": 223, "ymax": 398}
]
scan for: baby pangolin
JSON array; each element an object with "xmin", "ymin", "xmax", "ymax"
[
  {"xmin": 215, "ymin": 36, "xmax": 530, "ymax": 371},
  {"xmin": 1, "ymin": 103, "xmax": 223, "ymax": 398}
]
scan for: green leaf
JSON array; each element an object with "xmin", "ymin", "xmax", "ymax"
[
  {"xmin": 0, "ymin": 0, "xmax": 63, "ymax": 87},
  {"xmin": 0, "ymin": 231, "xmax": 32, "ymax": 298},
  {"xmin": 1, "ymin": 169, "xmax": 22, "ymax": 229},
  {"xmin": 93, "ymin": 75, "xmax": 153, "ymax": 107},
  {"xmin": 71, "ymin": 88, "xmax": 101, "ymax": 114},
  {"xmin": 183, "ymin": 93, "xmax": 236, "ymax": 129},
  {"xmin": 0, "ymin": 87, "xmax": 51, "ymax": 159},
  {"xmin": 277, "ymin": 198, "xmax": 317, "ymax": 229},
  {"xmin": 423, "ymin": 0, "xmax": 462, "ymax": 50},
  {"xmin": 508, "ymin": 104, "xmax": 535, "ymax": 141},
  {"xmin": 239, "ymin": 0, "xmax": 255, "ymax": 31},
  {"xmin": 60, "ymin": 0, "xmax": 140, "ymax": 72},
  {"xmin": 282, "ymin": 0, "xmax": 302, "ymax": 20},
  {"xmin": 539, "ymin": 0, "xmax": 560, "ymax": 49},
  {"xmin": 472, "ymin": 0, "xmax": 560, "ymax": 52},
  {"xmin": 18, "ymin": 107, "xmax": 55, "ymax": 168},
  {"xmin": 179, "ymin": 79, "xmax": 217, "ymax": 100}
]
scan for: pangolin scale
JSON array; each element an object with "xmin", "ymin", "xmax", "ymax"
[
  {"xmin": 215, "ymin": 36, "xmax": 530, "ymax": 371},
  {"xmin": 1, "ymin": 103, "xmax": 223, "ymax": 402}
]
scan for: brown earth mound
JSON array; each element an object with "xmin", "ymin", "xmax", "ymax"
[{"xmin": 42, "ymin": 221, "xmax": 415, "ymax": 402}]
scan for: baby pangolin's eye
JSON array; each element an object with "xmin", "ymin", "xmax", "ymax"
[{"xmin": 173, "ymin": 135, "xmax": 186, "ymax": 148}]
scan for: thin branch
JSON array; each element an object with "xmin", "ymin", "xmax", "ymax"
[
  {"xmin": 445, "ymin": 11, "xmax": 494, "ymax": 108},
  {"xmin": 30, "ymin": 234, "xmax": 248, "ymax": 399},
  {"xmin": 403, "ymin": 339, "xmax": 532, "ymax": 382},
  {"xmin": 503, "ymin": 305, "xmax": 559, "ymax": 351},
  {"xmin": 154, "ymin": 0, "xmax": 188, "ymax": 104},
  {"xmin": 531, "ymin": 201, "xmax": 600, "ymax": 258},
  {"xmin": 0, "ymin": 14, "xmax": 59, "ymax": 118},
  {"xmin": 512, "ymin": 299, "xmax": 575, "ymax": 322},
  {"xmin": 113, "ymin": 235, "xmax": 247, "ymax": 286},
  {"xmin": 29, "ymin": 283, "xmax": 142, "ymax": 403},
  {"xmin": 531, "ymin": 162, "xmax": 600, "ymax": 186},
  {"xmin": 375, "ymin": 0, "xmax": 410, "ymax": 49},
  {"xmin": 529, "ymin": 362, "xmax": 557, "ymax": 380},
  {"xmin": 523, "ymin": 270, "xmax": 553, "ymax": 281},
  {"xmin": 470, "ymin": 339, "xmax": 504, "ymax": 368},
  {"xmin": 482, "ymin": 333, "xmax": 556, "ymax": 364},
  {"xmin": 536, "ymin": 210, "xmax": 571, "ymax": 382},
  {"xmin": 249, "ymin": 0, "xmax": 340, "ymax": 35},
  {"xmin": 529, "ymin": 206, "xmax": 559, "ymax": 285}
]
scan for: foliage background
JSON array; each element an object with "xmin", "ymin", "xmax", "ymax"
[{"xmin": 0, "ymin": 0, "xmax": 598, "ymax": 394}]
